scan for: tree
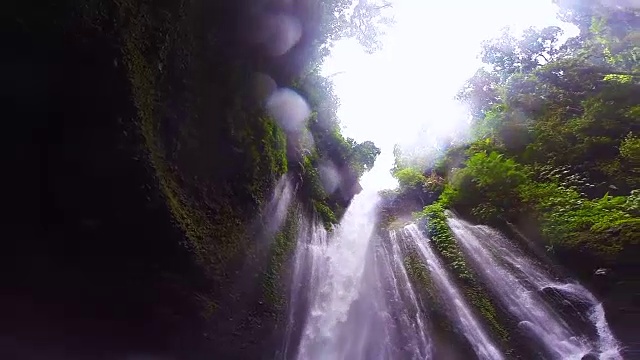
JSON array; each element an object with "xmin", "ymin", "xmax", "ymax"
[
  {"xmin": 347, "ymin": 0, "xmax": 395, "ymax": 53},
  {"xmin": 478, "ymin": 26, "xmax": 563, "ymax": 82},
  {"xmin": 457, "ymin": 68, "xmax": 502, "ymax": 119},
  {"xmin": 349, "ymin": 140, "xmax": 381, "ymax": 176},
  {"xmin": 438, "ymin": 0, "xmax": 640, "ymax": 265},
  {"xmin": 313, "ymin": 0, "xmax": 395, "ymax": 57}
]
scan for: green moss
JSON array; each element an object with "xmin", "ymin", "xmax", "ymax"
[
  {"xmin": 314, "ymin": 201, "xmax": 338, "ymax": 229},
  {"xmin": 403, "ymin": 249, "xmax": 458, "ymax": 335},
  {"xmin": 419, "ymin": 201, "xmax": 510, "ymax": 344},
  {"xmin": 404, "ymin": 251, "xmax": 432, "ymax": 292},
  {"xmin": 263, "ymin": 206, "xmax": 300, "ymax": 313},
  {"xmin": 464, "ymin": 288, "xmax": 509, "ymax": 342},
  {"xmin": 119, "ymin": 0, "xmax": 208, "ymax": 247},
  {"xmin": 297, "ymin": 153, "xmax": 342, "ymax": 229},
  {"xmin": 236, "ymin": 114, "xmax": 289, "ymax": 206},
  {"xmin": 118, "ymin": 0, "xmax": 280, "ymax": 281},
  {"xmin": 421, "ymin": 202, "xmax": 473, "ymax": 281}
]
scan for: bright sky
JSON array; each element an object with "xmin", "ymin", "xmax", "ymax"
[{"xmin": 322, "ymin": 0, "xmax": 578, "ymax": 191}]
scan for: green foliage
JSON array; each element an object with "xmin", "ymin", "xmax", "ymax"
[
  {"xmin": 313, "ymin": 0, "xmax": 395, "ymax": 57},
  {"xmin": 420, "ymin": 203, "xmax": 473, "ymax": 280},
  {"xmin": 440, "ymin": 150, "xmax": 639, "ymax": 263},
  {"xmin": 263, "ymin": 206, "xmax": 299, "ymax": 311},
  {"xmin": 239, "ymin": 114, "xmax": 289, "ymax": 205},
  {"xmin": 395, "ymin": 167, "xmax": 427, "ymax": 190},
  {"xmin": 449, "ymin": 151, "xmax": 529, "ymax": 222},
  {"xmin": 298, "ymin": 152, "xmax": 340, "ymax": 229},
  {"xmin": 441, "ymin": 2, "xmax": 640, "ymax": 269},
  {"xmin": 520, "ymin": 181, "xmax": 639, "ymax": 259},
  {"xmin": 304, "ymin": 109, "xmax": 380, "ymax": 182},
  {"xmin": 313, "ymin": 200, "xmax": 338, "ymax": 229},
  {"xmin": 417, "ymin": 202, "xmax": 509, "ymax": 343},
  {"xmin": 117, "ymin": 0, "xmax": 385, "ymax": 281},
  {"xmin": 463, "ymin": 287, "xmax": 509, "ymax": 343},
  {"xmin": 620, "ymin": 132, "xmax": 640, "ymax": 165},
  {"xmin": 118, "ymin": 0, "xmax": 247, "ymax": 274},
  {"xmin": 404, "ymin": 251, "xmax": 432, "ymax": 291},
  {"xmin": 390, "ymin": 147, "xmax": 446, "ymax": 206},
  {"xmin": 350, "ymin": 140, "xmax": 382, "ymax": 176}
]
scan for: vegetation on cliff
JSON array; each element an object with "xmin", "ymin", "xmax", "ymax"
[
  {"xmin": 418, "ymin": 203, "xmax": 509, "ymax": 344},
  {"xmin": 9, "ymin": 0, "xmax": 387, "ymax": 357},
  {"xmin": 382, "ymin": 1, "xmax": 639, "ymax": 350},
  {"xmin": 395, "ymin": 0, "xmax": 638, "ymax": 271}
]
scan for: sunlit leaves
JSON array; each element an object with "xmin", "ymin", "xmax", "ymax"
[
  {"xmin": 620, "ymin": 132, "xmax": 640, "ymax": 166},
  {"xmin": 347, "ymin": 0, "xmax": 395, "ymax": 54},
  {"xmin": 457, "ymin": 68, "xmax": 502, "ymax": 119},
  {"xmin": 603, "ymin": 73, "xmax": 634, "ymax": 83},
  {"xmin": 479, "ymin": 26, "xmax": 563, "ymax": 81},
  {"xmin": 314, "ymin": 0, "xmax": 394, "ymax": 57},
  {"xmin": 350, "ymin": 140, "xmax": 381, "ymax": 174},
  {"xmin": 395, "ymin": 167, "xmax": 426, "ymax": 190}
]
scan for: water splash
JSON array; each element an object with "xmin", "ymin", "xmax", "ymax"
[
  {"xmin": 546, "ymin": 283, "xmax": 622, "ymax": 359},
  {"xmin": 283, "ymin": 218, "xmax": 329, "ymax": 359},
  {"xmin": 280, "ymin": 192, "xmax": 622, "ymax": 359}
]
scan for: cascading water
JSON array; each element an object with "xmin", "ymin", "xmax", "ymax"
[
  {"xmin": 447, "ymin": 215, "xmax": 622, "ymax": 360},
  {"xmin": 285, "ymin": 190, "xmax": 387, "ymax": 360},
  {"xmin": 284, "ymin": 190, "xmax": 434, "ymax": 360},
  {"xmin": 400, "ymin": 224, "xmax": 504, "ymax": 360},
  {"xmin": 263, "ymin": 175, "xmax": 295, "ymax": 239},
  {"xmin": 280, "ymin": 186, "xmax": 623, "ymax": 360},
  {"xmin": 378, "ymin": 231, "xmax": 431, "ymax": 358}
]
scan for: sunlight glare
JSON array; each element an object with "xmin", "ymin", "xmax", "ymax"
[{"xmin": 323, "ymin": 0, "xmax": 578, "ymax": 191}]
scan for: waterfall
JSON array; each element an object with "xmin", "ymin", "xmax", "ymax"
[
  {"xmin": 447, "ymin": 215, "xmax": 622, "ymax": 360},
  {"xmin": 379, "ymin": 231, "xmax": 431, "ymax": 358},
  {"xmin": 262, "ymin": 175, "xmax": 295, "ymax": 239},
  {"xmin": 285, "ymin": 190, "xmax": 388, "ymax": 360},
  {"xmin": 400, "ymin": 224, "xmax": 504, "ymax": 360},
  {"xmin": 284, "ymin": 190, "xmax": 433, "ymax": 360},
  {"xmin": 281, "ymin": 190, "xmax": 622, "ymax": 360}
]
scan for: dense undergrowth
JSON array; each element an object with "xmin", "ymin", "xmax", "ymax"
[
  {"xmin": 392, "ymin": 0, "xmax": 639, "ymax": 273},
  {"xmin": 383, "ymin": 1, "xmax": 640, "ymax": 351}
]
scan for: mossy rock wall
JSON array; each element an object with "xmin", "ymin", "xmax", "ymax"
[{"xmin": 420, "ymin": 205, "xmax": 510, "ymax": 344}]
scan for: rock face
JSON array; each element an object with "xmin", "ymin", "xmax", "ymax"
[{"xmin": 335, "ymin": 164, "xmax": 363, "ymax": 207}]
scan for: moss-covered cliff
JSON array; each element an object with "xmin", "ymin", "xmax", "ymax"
[{"xmin": 6, "ymin": 0, "xmax": 381, "ymax": 358}]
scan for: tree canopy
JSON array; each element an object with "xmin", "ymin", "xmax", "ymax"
[{"xmin": 403, "ymin": 0, "xmax": 639, "ymax": 270}]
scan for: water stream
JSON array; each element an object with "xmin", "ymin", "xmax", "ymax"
[
  {"xmin": 281, "ymin": 191, "xmax": 621, "ymax": 359},
  {"xmin": 286, "ymin": 190, "xmax": 390, "ymax": 360},
  {"xmin": 379, "ymin": 231, "xmax": 431, "ymax": 358},
  {"xmin": 401, "ymin": 224, "xmax": 504, "ymax": 360},
  {"xmin": 448, "ymin": 215, "xmax": 622, "ymax": 360}
]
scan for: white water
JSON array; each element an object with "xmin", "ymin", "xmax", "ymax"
[
  {"xmin": 284, "ymin": 190, "xmax": 435, "ymax": 360},
  {"xmin": 280, "ymin": 188, "xmax": 622, "ymax": 360},
  {"xmin": 287, "ymin": 190, "xmax": 389, "ymax": 360},
  {"xmin": 448, "ymin": 215, "xmax": 622, "ymax": 360},
  {"xmin": 379, "ymin": 231, "xmax": 431, "ymax": 358},
  {"xmin": 401, "ymin": 224, "xmax": 504, "ymax": 360},
  {"xmin": 262, "ymin": 175, "xmax": 295, "ymax": 238}
]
